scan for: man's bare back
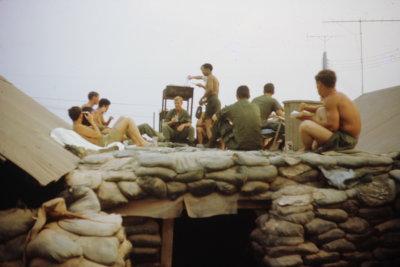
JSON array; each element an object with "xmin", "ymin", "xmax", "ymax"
[{"xmin": 323, "ymin": 91, "xmax": 361, "ymax": 137}]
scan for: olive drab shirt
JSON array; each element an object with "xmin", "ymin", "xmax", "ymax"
[
  {"xmin": 164, "ymin": 109, "xmax": 191, "ymax": 130},
  {"xmin": 251, "ymin": 95, "xmax": 283, "ymax": 120},
  {"xmin": 217, "ymin": 99, "xmax": 262, "ymax": 150}
]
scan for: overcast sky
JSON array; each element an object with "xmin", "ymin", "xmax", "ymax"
[{"xmin": 1, "ymin": 0, "xmax": 399, "ymax": 128}]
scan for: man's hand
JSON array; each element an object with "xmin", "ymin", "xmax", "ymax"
[
  {"xmin": 187, "ymin": 75, "xmax": 192, "ymax": 80},
  {"xmin": 170, "ymin": 117, "xmax": 178, "ymax": 123},
  {"xmin": 199, "ymin": 98, "xmax": 206, "ymax": 105},
  {"xmin": 177, "ymin": 124, "xmax": 186, "ymax": 132},
  {"xmin": 299, "ymin": 102, "xmax": 308, "ymax": 111},
  {"xmin": 196, "ymin": 83, "xmax": 205, "ymax": 88},
  {"xmin": 109, "ymin": 116, "xmax": 114, "ymax": 121},
  {"xmin": 84, "ymin": 113, "xmax": 96, "ymax": 124}
]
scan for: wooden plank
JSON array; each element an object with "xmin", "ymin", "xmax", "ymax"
[{"xmin": 161, "ymin": 219, "xmax": 174, "ymax": 267}]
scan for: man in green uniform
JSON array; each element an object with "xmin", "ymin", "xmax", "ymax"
[
  {"xmin": 210, "ymin": 86, "xmax": 262, "ymax": 150},
  {"xmin": 252, "ymin": 83, "xmax": 284, "ymax": 131},
  {"xmin": 188, "ymin": 63, "xmax": 221, "ymax": 142},
  {"xmin": 162, "ymin": 96, "xmax": 195, "ymax": 144}
]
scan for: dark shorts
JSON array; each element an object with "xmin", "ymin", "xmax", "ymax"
[
  {"xmin": 318, "ymin": 131, "xmax": 358, "ymax": 152},
  {"xmin": 204, "ymin": 95, "xmax": 221, "ymax": 119}
]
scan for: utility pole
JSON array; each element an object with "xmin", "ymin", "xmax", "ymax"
[
  {"xmin": 307, "ymin": 34, "xmax": 341, "ymax": 69},
  {"xmin": 323, "ymin": 19, "xmax": 400, "ymax": 95}
]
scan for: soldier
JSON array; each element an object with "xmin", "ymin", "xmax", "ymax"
[
  {"xmin": 162, "ymin": 96, "xmax": 195, "ymax": 144},
  {"xmin": 210, "ymin": 86, "xmax": 262, "ymax": 150}
]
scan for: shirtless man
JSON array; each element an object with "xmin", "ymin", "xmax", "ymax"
[
  {"xmin": 82, "ymin": 91, "xmax": 100, "ymax": 108},
  {"xmin": 68, "ymin": 106, "xmax": 152, "ymax": 147},
  {"xmin": 297, "ymin": 69, "xmax": 361, "ymax": 152},
  {"xmin": 188, "ymin": 63, "xmax": 221, "ymax": 142},
  {"xmin": 94, "ymin": 98, "xmax": 114, "ymax": 133}
]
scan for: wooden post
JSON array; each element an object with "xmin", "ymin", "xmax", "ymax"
[{"xmin": 161, "ymin": 219, "xmax": 174, "ymax": 267}]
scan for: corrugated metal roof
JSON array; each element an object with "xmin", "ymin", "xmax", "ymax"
[
  {"xmin": 354, "ymin": 85, "xmax": 400, "ymax": 154},
  {"xmin": 0, "ymin": 76, "xmax": 79, "ymax": 185}
]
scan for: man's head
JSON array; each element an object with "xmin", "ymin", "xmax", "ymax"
[
  {"xmin": 264, "ymin": 83, "xmax": 275, "ymax": 94},
  {"xmin": 236, "ymin": 85, "xmax": 250, "ymax": 100},
  {"xmin": 68, "ymin": 106, "xmax": 82, "ymax": 122},
  {"xmin": 88, "ymin": 91, "xmax": 100, "ymax": 104},
  {"xmin": 174, "ymin": 96, "xmax": 183, "ymax": 111},
  {"xmin": 201, "ymin": 63, "xmax": 213, "ymax": 76},
  {"xmin": 315, "ymin": 69, "xmax": 336, "ymax": 96},
  {"xmin": 98, "ymin": 98, "xmax": 111, "ymax": 112}
]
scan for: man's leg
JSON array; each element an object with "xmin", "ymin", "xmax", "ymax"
[
  {"xmin": 186, "ymin": 126, "xmax": 195, "ymax": 143},
  {"xmin": 162, "ymin": 125, "xmax": 175, "ymax": 142},
  {"xmin": 299, "ymin": 120, "xmax": 333, "ymax": 151},
  {"xmin": 113, "ymin": 117, "xmax": 152, "ymax": 146},
  {"xmin": 139, "ymin": 123, "xmax": 165, "ymax": 141},
  {"xmin": 204, "ymin": 119, "xmax": 213, "ymax": 140}
]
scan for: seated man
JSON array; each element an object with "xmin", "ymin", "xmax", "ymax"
[
  {"xmin": 82, "ymin": 91, "xmax": 100, "ymax": 108},
  {"xmin": 252, "ymin": 83, "xmax": 285, "ymax": 132},
  {"xmin": 162, "ymin": 96, "xmax": 195, "ymax": 144},
  {"xmin": 94, "ymin": 98, "xmax": 114, "ymax": 133},
  {"xmin": 68, "ymin": 106, "xmax": 152, "ymax": 147},
  {"xmin": 296, "ymin": 69, "xmax": 361, "ymax": 152},
  {"xmin": 210, "ymin": 86, "xmax": 262, "ymax": 150}
]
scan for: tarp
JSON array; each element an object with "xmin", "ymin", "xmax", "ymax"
[
  {"xmin": 0, "ymin": 76, "xmax": 79, "ymax": 185},
  {"xmin": 354, "ymin": 86, "xmax": 400, "ymax": 154}
]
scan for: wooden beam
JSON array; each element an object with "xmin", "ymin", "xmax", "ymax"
[{"xmin": 161, "ymin": 219, "xmax": 174, "ymax": 267}]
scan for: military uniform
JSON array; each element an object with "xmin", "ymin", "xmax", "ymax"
[
  {"xmin": 252, "ymin": 95, "xmax": 283, "ymax": 130},
  {"xmin": 138, "ymin": 123, "xmax": 165, "ymax": 142},
  {"xmin": 162, "ymin": 109, "xmax": 195, "ymax": 143},
  {"xmin": 212, "ymin": 99, "xmax": 262, "ymax": 150}
]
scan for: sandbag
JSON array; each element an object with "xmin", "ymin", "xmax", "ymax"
[
  {"xmin": 303, "ymin": 250, "xmax": 340, "ymax": 266},
  {"xmin": 29, "ymin": 257, "xmax": 107, "ymax": 267},
  {"xmin": 239, "ymin": 165, "xmax": 278, "ymax": 183},
  {"xmin": 118, "ymin": 181, "xmax": 147, "ymax": 200},
  {"xmin": 305, "ymin": 218, "xmax": 337, "ymax": 235},
  {"xmin": 339, "ymin": 217, "xmax": 369, "ymax": 234},
  {"xmin": 205, "ymin": 167, "xmax": 247, "ymax": 187},
  {"xmin": 266, "ymin": 242, "xmax": 318, "ymax": 257},
  {"xmin": 102, "ymin": 170, "xmax": 137, "ymax": 182},
  {"xmin": 77, "ymin": 236, "xmax": 119, "ymax": 265},
  {"xmin": 270, "ymin": 177, "xmax": 298, "ymax": 192},
  {"xmin": 166, "ymin": 182, "xmax": 187, "ymax": 199},
  {"xmin": 261, "ymin": 218, "xmax": 304, "ymax": 237},
  {"xmin": 0, "ymin": 209, "xmax": 35, "ymax": 241},
  {"xmin": 26, "ymin": 229, "xmax": 82, "ymax": 263},
  {"xmin": 187, "ymin": 179, "xmax": 216, "ymax": 197},
  {"xmin": 65, "ymin": 186, "xmax": 101, "ymax": 215},
  {"xmin": 232, "ymin": 152, "xmax": 270, "ymax": 166},
  {"xmin": 272, "ymin": 210, "xmax": 315, "ymax": 225},
  {"xmin": 322, "ymin": 238, "xmax": 356, "ymax": 253},
  {"xmin": 97, "ymin": 182, "xmax": 128, "ymax": 210},
  {"xmin": 66, "ymin": 170, "xmax": 103, "ymax": 189},
  {"xmin": 100, "ymin": 157, "xmax": 137, "ymax": 171},
  {"xmin": 197, "ymin": 155, "xmax": 235, "ymax": 171},
  {"xmin": 313, "ymin": 188, "xmax": 348, "ymax": 206},
  {"xmin": 241, "ymin": 182, "xmax": 270, "ymax": 197},
  {"xmin": 138, "ymin": 153, "xmax": 176, "ymax": 169},
  {"xmin": 135, "ymin": 167, "xmax": 177, "ymax": 181},
  {"xmin": 215, "ymin": 181, "xmax": 238, "ymax": 195},
  {"xmin": 174, "ymin": 169, "xmax": 204, "ymax": 182},
  {"xmin": 137, "ymin": 176, "xmax": 167, "ymax": 198},
  {"xmin": 278, "ymin": 163, "xmax": 312, "ymax": 178},
  {"xmin": 315, "ymin": 228, "xmax": 346, "ymax": 244},
  {"xmin": 118, "ymin": 239, "xmax": 133, "ymax": 260},
  {"xmin": 58, "ymin": 213, "xmax": 122, "ymax": 237},
  {"xmin": 175, "ymin": 153, "xmax": 203, "ymax": 173},
  {"xmin": 80, "ymin": 153, "xmax": 114, "ymax": 164},
  {"xmin": 315, "ymin": 208, "xmax": 349, "ymax": 223},
  {"xmin": 0, "ymin": 234, "xmax": 26, "ymax": 261},
  {"xmin": 263, "ymin": 254, "xmax": 303, "ymax": 267}
]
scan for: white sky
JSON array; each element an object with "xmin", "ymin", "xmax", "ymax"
[{"xmin": 1, "ymin": 0, "xmax": 399, "ymax": 129}]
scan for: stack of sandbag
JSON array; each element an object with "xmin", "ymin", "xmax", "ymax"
[
  {"xmin": 0, "ymin": 208, "xmax": 36, "ymax": 267},
  {"xmin": 25, "ymin": 188, "xmax": 132, "ymax": 267},
  {"xmin": 251, "ymin": 171, "xmax": 400, "ymax": 267},
  {"xmin": 123, "ymin": 216, "xmax": 161, "ymax": 267}
]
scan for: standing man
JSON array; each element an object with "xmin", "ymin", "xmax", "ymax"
[
  {"xmin": 162, "ymin": 96, "xmax": 195, "ymax": 144},
  {"xmin": 296, "ymin": 69, "xmax": 361, "ymax": 152},
  {"xmin": 210, "ymin": 85, "xmax": 262, "ymax": 150},
  {"xmin": 83, "ymin": 91, "xmax": 100, "ymax": 108},
  {"xmin": 188, "ymin": 63, "xmax": 220, "ymax": 142},
  {"xmin": 252, "ymin": 83, "xmax": 285, "ymax": 130}
]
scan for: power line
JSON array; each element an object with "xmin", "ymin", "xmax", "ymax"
[
  {"xmin": 31, "ymin": 96, "xmax": 159, "ymax": 107},
  {"xmin": 323, "ymin": 18, "xmax": 400, "ymax": 95}
]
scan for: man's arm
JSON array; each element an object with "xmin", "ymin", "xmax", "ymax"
[
  {"xmin": 76, "ymin": 114, "xmax": 102, "ymax": 139},
  {"xmin": 313, "ymin": 98, "xmax": 339, "ymax": 131},
  {"xmin": 188, "ymin": 75, "xmax": 204, "ymax": 80},
  {"xmin": 163, "ymin": 111, "xmax": 177, "ymax": 126},
  {"xmin": 299, "ymin": 103, "xmax": 323, "ymax": 113}
]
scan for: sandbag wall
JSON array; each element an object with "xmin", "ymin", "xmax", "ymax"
[
  {"xmin": 0, "ymin": 186, "xmax": 132, "ymax": 267},
  {"xmin": 251, "ymin": 154, "xmax": 400, "ymax": 267},
  {"xmin": 123, "ymin": 216, "xmax": 161, "ymax": 267}
]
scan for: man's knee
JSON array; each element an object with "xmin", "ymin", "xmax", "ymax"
[{"xmin": 299, "ymin": 120, "xmax": 314, "ymax": 133}]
